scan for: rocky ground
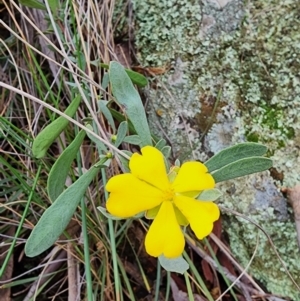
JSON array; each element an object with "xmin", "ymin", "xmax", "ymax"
[{"xmin": 130, "ymin": 0, "xmax": 300, "ymax": 299}]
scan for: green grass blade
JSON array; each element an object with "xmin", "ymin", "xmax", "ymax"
[
  {"xmin": 19, "ymin": 0, "xmax": 46, "ymax": 10},
  {"xmin": 101, "ymin": 168, "xmax": 121, "ymax": 301},
  {"xmin": 0, "ymin": 164, "xmax": 42, "ymax": 278},
  {"xmin": 47, "ymin": 130, "xmax": 86, "ymax": 201},
  {"xmin": 32, "ymin": 94, "xmax": 81, "ymax": 158}
]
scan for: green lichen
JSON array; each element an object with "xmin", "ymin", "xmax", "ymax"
[{"xmin": 133, "ymin": 0, "xmax": 202, "ymax": 65}]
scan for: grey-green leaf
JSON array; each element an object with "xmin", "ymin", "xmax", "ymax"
[
  {"xmin": 25, "ymin": 163, "xmax": 103, "ymax": 257},
  {"xmin": 115, "ymin": 121, "xmax": 128, "ymax": 147},
  {"xmin": 123, "ymin": 135, "xmax": 142, "ymax": 145},
  {"xmin": 155, "ymin": 139, "xmax": 167, "ymax": 151},
  {"xmin": 98, "ymin": 100, "xmax": 116, "ymax": 132},
  {"xmin": 205, "ymin": 143, "xmax": 268, "ymax": 172},
  {"xmin": 85, "ymin": 124, "xmax": 107, "ymax": 153},
  {"xmin": 158, "ymin": 255, "xmax": 189, "ymax": 274},
  {"xmin": 161, "ymin": 146, "xmax": 171, "ymax": 159},
  {"xmin": 197, "ymin": 188, "xmax": 222, "ymax": 201},
  {"xmin": 32, "ymin": 95, "xmax": 81, "ymax": 158},
  {"xmin": 117, "ymin": 150, "xmax": 132, "ymax": 173},
  {"xmin": 212, "ymin": 157, "xmax": 273, "ymax": 183},
  {"xmin": 101, "ymin": 73, "xmax": 110, "ymax": 90},
  {"xmin": 109, "ymin": 61, "xmax": 152, "ymax": 146},
  {"xmin": 47, "ymin": 130, "xmax": 86, "ymax": 202}
]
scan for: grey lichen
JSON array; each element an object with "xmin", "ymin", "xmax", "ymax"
[{"xmin": 133, "ymin": 0, "xmax": 300, "ymax": 298}]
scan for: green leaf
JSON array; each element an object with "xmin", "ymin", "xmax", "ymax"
[
  {"xmin": 85, "ymin": 124, "xmax": 107, "ymax": 153},
  {"xmin": 25, "ymin": 163, "xmax": 104, "ymax": 257},
  {"xmin": 32, "ymin": 95, "xmax": 81, "ymax": 158},
  {"xmin": 174, "ymin": 159, "xmax": 180, "ymax": 167},
  {"xmin": 101, "ymin": 63, "xmax": 148, "ymax": 87},
  {"xmin": 124, "ymin": 68, "xmax": 148, "ymax": 87},
  {"xmin": 47, "ymin": 130, "xmax": 86, "ymax": 202},
  {"xmin": 109, "ymin": 61, "xmax": 152, "ymax": 146},
  {"xmin": 47, "ymin": 0, "xmax": 59, "ymax": 14},
  {"xmin": 161, "ymin": 146, "xmax": 171, "ymax": 159},
  {"xmin": 123, "ymin": 135, "xmax": 142, "ymax": 145},
  {"xmin": 109, "ymin": 108, "xmax": 136, "ymax": 133},
  {"xmin": 115, "ymin": 121, "xmax": 128, "ymax": 147},
  {"xmin": 101, "ymin": 73, "xmax": 110, "ymax": 90},
  {"xmin": 19, "ymin": 0, "xmax": 46, "ymax": 10},
  {"xmin": 155, "ymin": 139, "xmax": 167, "ymax": 151},
  {"xmin": 98, "ymin": 100, "xmax": 116, "ymax": 132},
  {"xmin": 205, "ymin": 143, "xmax": 268, "ymax": 172},
  {"xmin": 212, "ymin": 157, "xmax": 273, "ymax": 183},
  {"xmin": 117, "ymin": 150, "xmax": 132, "ymax": 173},
  {"xmin": 197, "ymin": 188, "xmax": 222, "ymax": 201},
  {"xmin": 158, "ymin": 255, "xmax": 189, "ymax": 274}
]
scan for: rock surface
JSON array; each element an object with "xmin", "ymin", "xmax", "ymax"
[{"xmin": 132, "ymin": 0, "xmax": 300, "ymax": 299}]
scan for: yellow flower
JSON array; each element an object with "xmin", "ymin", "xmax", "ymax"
[{"xmin": 106, "ymin": 146, "xmax": 220, "ymax": 258}]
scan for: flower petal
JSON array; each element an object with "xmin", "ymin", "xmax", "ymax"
[
  {"xmin": 172, "ymin": 162, "xmax": 215, "ymax": 193},
  {"xmin": 106, "ymin": 174, "xmax": 163, "ymax": 217},
  {"xmin": 129, "ymin": 146, "xmax": 170, "ymax": 191},
  {"xmin": 145, "ymin": 201, "xmax": 185, "ymax": 258},
  {"xmin": 174, "ymin": 195, "xmax": 220, "ymax": 239}
]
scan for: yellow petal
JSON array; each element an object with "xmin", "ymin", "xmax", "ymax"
[
  {"xmin": 106, "ymin": 174, "xmax": 163, "ymax": 217},
  {"xmin": 129, "ymin": 146, "xmax": 170, "ymax": 191},
  {"xmin": 174, "ymin": 195, "xmax": 220, "ymax": 239},
  {"xmin": 145, "ymin": 201, "xmax": 185, "ymax": 258},
  {"xmin": 172, "ymin": 162, "xmax": 215, "ymax": 193}
]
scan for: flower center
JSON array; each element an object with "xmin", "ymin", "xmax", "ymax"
[{"xmin": 163, "ymin": 187, "xmax": 175, "ymax": 202}]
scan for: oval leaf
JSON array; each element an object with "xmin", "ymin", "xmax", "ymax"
[
  {"xmin": 205, "ymin": 143, "xmax": 268, "ymax": 172},
  {"xmin": 117, "ymin": 150, "xmax": 132, "ymax": 173},
  {"xmin": 32, "ymin": 95, "xmax": 81, "ymax": 158},
  {"xmin": 158, "ymin": 255, "xmax": 189, "ymax": 274},
  {"xmin": 25, "ymin": 163, "xmax": 103, "ymax": 257},
  {"xmin": 98, "ymin": 100, "xmax": 116, "ymax": 132},
  {"xmin": 161, "ymin": 146, "xmax": 171, "ymax": 159},
  {"xmin": 109, "ymin": 61, "xmax": 152, "ymax": 146},
  {"xmin": 115, "ymin": 121, "xmax": 128, "ymax": 147},
  {"xmin": 47, "ymin": 130, "xmax": 86, "ymax": 202},
  {"xmin": 211, "ymin": 157, "xmax": 273, "ymax": 183},
  {"xmin": 85, "ymin": 124, "xmax": 107, "ymax": 152},
  {"xmin": 155, "ymin": 139, "xmax": 167, "ymax": 151},
  {"xmin": 123, "ymin": 135, "xmax": 142, "ymax": 145}
]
